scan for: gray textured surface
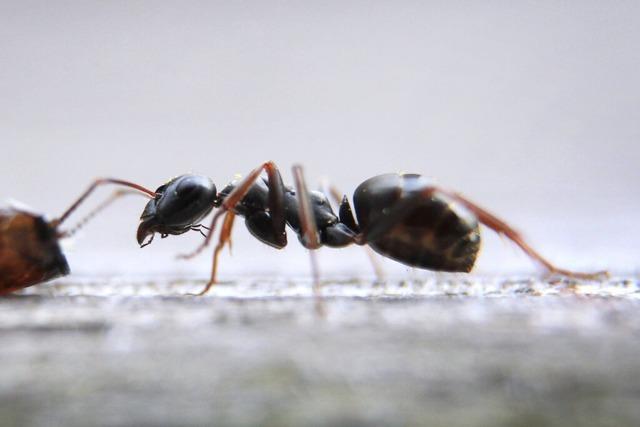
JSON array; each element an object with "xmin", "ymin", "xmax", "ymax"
[{"xmin": 1, "ymin": 276, "xmax": 639, "ymax": 427}]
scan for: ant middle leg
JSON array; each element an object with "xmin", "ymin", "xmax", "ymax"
[{"xmin": 292, "ymin": 164, "xmax": 324, "ymax": 315}]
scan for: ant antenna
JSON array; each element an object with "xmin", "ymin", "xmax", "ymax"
[
  {"xmin": 51, "ymin": 178, "xmax": 156, "ymax": 230},
  {"xmin": 57, "ymin": 189, "xmax": 144, "ymax": 238}
]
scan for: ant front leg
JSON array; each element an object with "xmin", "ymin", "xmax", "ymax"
[
  {"xmin": 189, "ymin": 212, "xmax": 236, "ymax": 296},
  {"xmin": 178, "ymin": 161, "xmax": 287, "ymax": 294},
  {"xmin": 178, "ymin": 161, "xmax": 287, "ymax": 260}
]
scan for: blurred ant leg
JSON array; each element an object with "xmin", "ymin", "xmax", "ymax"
[
  {"xmin": 53, "ymin": 178, "xmax": 156, "ymax": 228},
  {"xmin": 191, "ymin": 211, "xmax": 236, "ymax": 296},
  {"xmin": 435, "ymin": 189, "xmax": 609, "ymax": 280},
  {"xmin": 292, "ymin": 165, "xmax": 325, "ymax": 315},
  {"xmin": 292, "ymin": 166, "xmax": 321, "ymax": 251},
  {"xmin": 178, "ymin": 161, "xmax": 286, "ymax": 259},
  {"xmin": 321, "ymin": 179, "xmax": 385, "ymax": 282},
  {"xmin": 58, "ymin": 189, "xmax": 145, "ymax": 238}
]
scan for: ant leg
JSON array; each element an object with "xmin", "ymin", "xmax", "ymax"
[
  {"xmin": 177, "ymin": 161, "xmax": 286, "ymax": 259},
  {"xmin": 57, "ymin": 189, "xmax": 144, "ymax": 238},
  {"xmin": 292, "ymin": 165, "xmax": 325, "ymax": 315},
  {"xmin": 52, "ymin": 178, "xmax": 156, "ymax": 229},
  {"xmin": 190, "ymin": 211, "xmax": 236, "ymax": 296},
  {"xmin": 321, "ymin": 179, "xmax": 385, "ymax": 281},
  {"xmin": 292, "ymin": 166, "xmax": 321, "ymax": 250},
  {"xmin": 435, "ymin": 189, "xmax": 609, "ymax": 280}
]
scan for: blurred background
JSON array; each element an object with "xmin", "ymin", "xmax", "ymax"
[{"xmin": 1, "ymin": 0, "xmax": 638, "ymax": 279}]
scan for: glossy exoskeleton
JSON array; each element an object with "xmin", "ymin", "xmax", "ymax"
[{"xmin": 134, "ymin": 162, "xmax": 605, "ymax": 295}]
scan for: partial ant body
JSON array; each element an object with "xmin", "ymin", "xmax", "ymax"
[
  {"xmin": 47, "ymin": 161, "xmax": 605, "ymax": 296},
  {"xmin": 0, "ymin": 179, "xmax": 154, "ymax": 294},
  {"xmin": 0, "ymin": 208, "xmax": 70, "ymax": 293}
]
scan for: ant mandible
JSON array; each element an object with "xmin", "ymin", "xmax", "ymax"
[{"xmin": 53, "ymin": 161, "xmax": 606, "ymax": 295}]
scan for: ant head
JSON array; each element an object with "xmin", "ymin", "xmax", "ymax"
[{"xmin": 137, "ymin": 174, "xmax": 217, "ymax": 246}]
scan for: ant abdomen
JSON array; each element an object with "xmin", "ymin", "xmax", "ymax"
[{"xmin": 353, "ymin": 173, "xmax": 481, "ymax": 272}]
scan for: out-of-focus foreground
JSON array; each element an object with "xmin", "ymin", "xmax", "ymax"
[{"xmin": 0, "ymin": 276, "xmax": 638, "ymax": 427}]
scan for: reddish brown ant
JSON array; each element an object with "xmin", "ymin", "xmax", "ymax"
[
  {"xmin": 0, "ymin": 163, "xmax": 606, "ymax": 295},
  {"xmin": 0, "ymin": 179, "xmax": 155, "ymax": 294}
]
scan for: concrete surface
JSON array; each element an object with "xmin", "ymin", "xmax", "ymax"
[{"xmin": 1, "ymin": 275, "xmax": 639, "ymax": 427}]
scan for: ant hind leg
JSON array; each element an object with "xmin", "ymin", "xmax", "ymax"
[
  {"xmin": 320, "ymin": 179, "xmax": 386, "ymax": 282},
  {"xmin": 353, "ymin": 184, "xmax": 607, "ymax": 280},
  {"xmin": 438, "ymin": 190, "xmax": 609, "ymax": 280}
]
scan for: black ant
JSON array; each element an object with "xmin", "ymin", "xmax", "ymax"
[{"xmin": 48, "ymin": 161, "xmax": 606, "ymax": 296}]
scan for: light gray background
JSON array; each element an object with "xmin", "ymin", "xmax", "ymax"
[{"xmin": 1, "ymin": 1, "xmax": 638, "ymax": 277}]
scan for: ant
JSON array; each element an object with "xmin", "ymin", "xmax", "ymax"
[{"xmin": 50, "ymin": 161, "xmax": 606, "ymax": 296}]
